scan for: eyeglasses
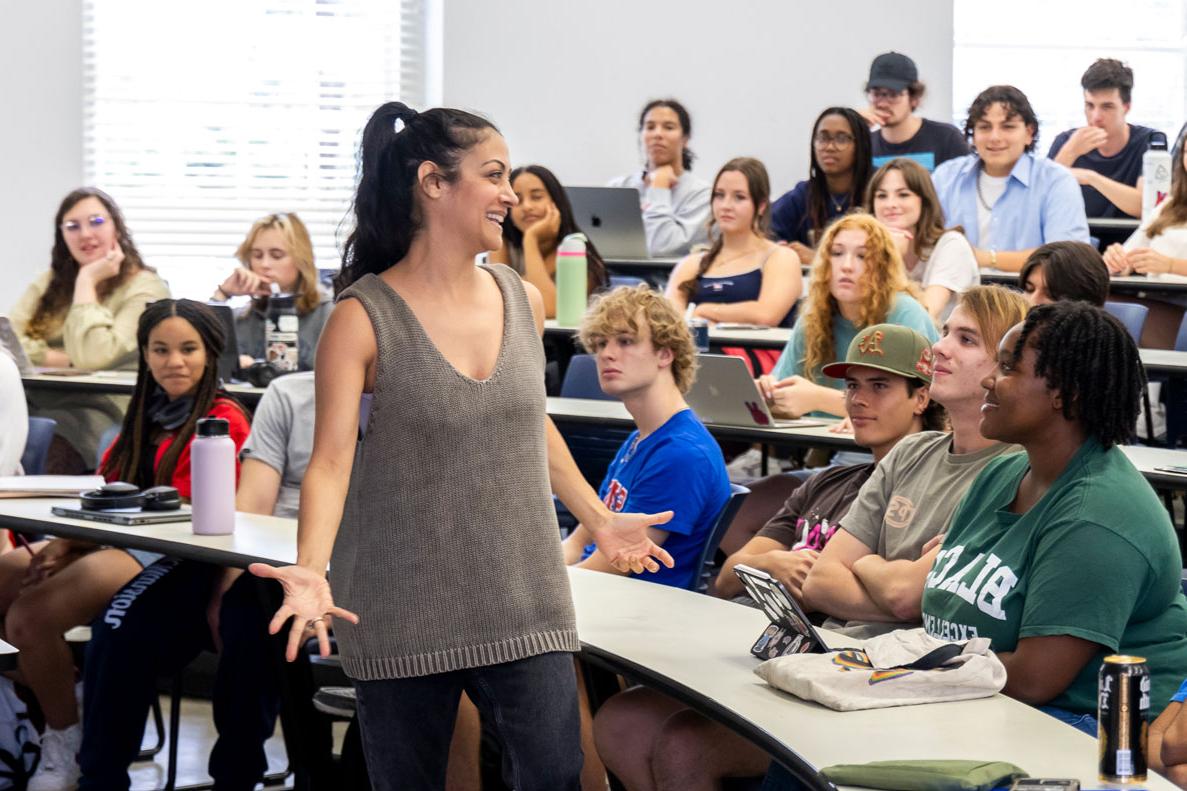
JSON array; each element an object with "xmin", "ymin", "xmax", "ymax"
[
  {"xmin": 813, "ymin": 132, "xmax": 855, "ymax": 150},
  {"xmin": 867, "ymin": 88, "xmax": 907, "ymax": 102},
  {"xmin": 60, "ymin": 215, "xmax": 109, "ymax": 234}
]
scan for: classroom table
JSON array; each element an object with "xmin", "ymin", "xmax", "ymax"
[
  {"xmin": 548, "ymin": 396, "xmax": 1187, "ymax": 495},
  {"xmin": 0, "ymin": 499, "xmax": 1175, "ymax": 790},
  {"xmin": 0, "ymin": 500, "xmax": 324, "ymax": 788},
  {"xmin": 21, "ymin": 371, "xmax": 267, "ymax": 407},
  {"xmin": 572, "ymin": 566, "xmax": 1178, "ymax": 790},
  {"xmin": 980, "ymin": 268, "xmax": 1187, "ymax": 297}
]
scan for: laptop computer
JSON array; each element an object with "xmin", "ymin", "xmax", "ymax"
[
  {"xmin": 205, "ymin": 303, "xmax": 240, "ymax": 383},
  {"xmin": 685, "ymin": 354, "xmax": 825, "ymax": 429},
  {"xmin": 51, "ymin": 504, "xmax": 192, "ymax": 526},
  {"xmin": 0, "ymin": 317, "xmax": 33, "ymax": 375},
  {"xmin": 565, "ymin": 186, "xmax": 651, "ymax": 259},
  {"xmin": 734, "ymin": 564, "xmax": 828, "ymax": 658}
]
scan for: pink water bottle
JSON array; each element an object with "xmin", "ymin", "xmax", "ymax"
[{"xmin": 191, "ymin": 417, "xmax": 236, "ymax": 535}]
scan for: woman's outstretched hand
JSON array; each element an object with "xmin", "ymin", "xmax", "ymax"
[
  {"xmin": 249, "ymin": 563, "xmax": 360, "ymax": 661},
  {"xmin": 590, "ymin": 510, "xmax": 675, "ymax": 574}
]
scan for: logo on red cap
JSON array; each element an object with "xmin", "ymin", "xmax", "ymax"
[{"xmin": 915, "ymin": 347, "xmax": 934, "ymax": 378}]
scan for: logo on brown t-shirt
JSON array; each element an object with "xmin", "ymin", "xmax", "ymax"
[{"xmin": 884, "ymin": 495, "xmax": 916, "ymax": 528}]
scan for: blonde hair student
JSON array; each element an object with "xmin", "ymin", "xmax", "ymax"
[{"xmin": 211, "ymin": 212, "xmax": 332, "ymax": 370}]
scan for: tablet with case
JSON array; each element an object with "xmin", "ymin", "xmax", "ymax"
[{"xmin": 734, "ymin": 563, "xmax": 828, "ymax": 659}]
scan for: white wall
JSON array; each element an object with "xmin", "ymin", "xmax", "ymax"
[
  {"xmin": 0, "ymin": 0, "xmax": 953, "ymax": 315},
  {"xmin": 442, "ymin": 0, "xmax": 954, "ymax": 195},
  {"xmin": 1, "ymin": 1, "xmax": 83, "ymax": 314}
]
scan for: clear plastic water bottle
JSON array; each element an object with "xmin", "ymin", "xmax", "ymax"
[
  {"xmin": 191, "ymin": 417, "xmax": 236, "ymax": 535},
  {"xmin": 1142, "ymin": 131, "xmax": 1172, "ymax": 224},
  {"xmin": 266, "ymin": 284, "xmax": 299, "ymax": 372},
  {"xmin": 555, "ymin": 233, "xmax": 588, "ymax": 327}
]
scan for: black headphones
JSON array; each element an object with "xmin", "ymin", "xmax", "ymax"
[{"xmin": 81, "ymin": 482, "xmax": 182, "ymax": 512}]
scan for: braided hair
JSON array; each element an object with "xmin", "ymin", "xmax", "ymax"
[{"xmin": 1007, "ymin": 301, "xmax": 1143, "ymax": 448}]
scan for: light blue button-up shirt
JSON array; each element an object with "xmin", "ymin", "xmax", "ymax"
[{"xmin": 932, "ymin": 152, "xmax": 1090, "ymax": 251}]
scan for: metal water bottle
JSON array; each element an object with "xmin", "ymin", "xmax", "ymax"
[
  {"xmin": 191, "ymin": 418, "xmax": 236, "ymax": 536},
  {"xmin": 1142, "ymin": 131, "xmax": 1172, "ymax": 224},
  {"xmin": 555, "ymin": 233, "xmax": 589, "ymax": 327},
  {"xmin": 265, "ymin": 285, "xmax": 299, "ymax": 372}
]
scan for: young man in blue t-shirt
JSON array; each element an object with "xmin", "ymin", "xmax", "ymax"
[
  {"xmin": 561, "ymin": 285, "xmax": 730, "ymax": 590},
  {"xmin": 1048, "ymin": 58, "xmax": 1160, "ymax": 219}
]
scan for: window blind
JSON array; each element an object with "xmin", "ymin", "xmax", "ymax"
[{"xmin": 83, "ymin": 0, "xmax": 426, "ymax": 299}]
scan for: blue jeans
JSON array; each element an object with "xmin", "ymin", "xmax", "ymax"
[
  {"xmin": 1039, "ymin": 704, "xmax": 1099, "ymax": 736},
  {"xmin": 354, "ymin": 651, "xmax": 582, "ymax": 791}
]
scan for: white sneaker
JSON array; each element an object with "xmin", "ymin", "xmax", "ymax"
[
  {"xmin": 29, "ymin": 724, "xmax": 81, "ymax": 791},
  {"xmin": 726, "ymin": 448, "xmax": 765, "ymax": 483}
]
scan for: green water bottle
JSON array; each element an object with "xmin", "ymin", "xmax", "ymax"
[{"xmin": 555, "ymin": 232, "xmax": 588, "ymax": 327}]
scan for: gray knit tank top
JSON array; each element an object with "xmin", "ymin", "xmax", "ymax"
[{"xmin": 329, "ymin": 264, "xmax": 578, "ymax": 680}]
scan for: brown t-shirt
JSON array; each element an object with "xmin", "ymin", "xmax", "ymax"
[{"xmin": 757, "ymin": 463, "xmax": 875, "ymax": 549}]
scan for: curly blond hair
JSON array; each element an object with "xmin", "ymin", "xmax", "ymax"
[
  {"xmin": 578, "ymin": 284, "xmax": 698, "ymax": 393},
  {"xmin": 800, "ymin": 213, "xmax": 926, "ymax": 382}
]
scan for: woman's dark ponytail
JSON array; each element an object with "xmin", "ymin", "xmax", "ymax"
[{"xmin": 336, "ymin": 102, "xmax": 498, "ymax": 294}]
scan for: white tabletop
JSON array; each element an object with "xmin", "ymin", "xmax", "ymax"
[
  {"xmin": 0, "ymin": 496, "xmax": 1175, "ymax": 787},
  {"xmin": 980, "ymin": 268, "xmax": 1187, "ymax": 295},
  {"xmin": 570, "ymin": 567, "xmax": 1177, "ymax": 789},
  {"xmin": 545, "ymin": 320, "xmax": 792, "ymax": 350},
  {"xmin": 547, "ymin": 397, "xmax": 857, "ymax": 449},
  {"xmin": 22, "ymin": 370, "xmax": 267, "ymax": 404},
  {"xmin": 0, "ymin": 498, "xmax": 296, "ymax": 568}
]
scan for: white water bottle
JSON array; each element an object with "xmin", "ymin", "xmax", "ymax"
[
  {"xmin": 1142, "ymin": 131, "xmax": 1172, "ymax": 224},
  {"xmin": 190, "ymin": 417, "xmax": 236, "ymax": 535}
]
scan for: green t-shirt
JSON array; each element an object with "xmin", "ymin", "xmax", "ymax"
[{"xmin": 921, "ymin": 439, "xmax": 1187, "ymax": 716}]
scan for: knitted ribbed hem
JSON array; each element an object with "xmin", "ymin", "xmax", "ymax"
[{"xmin": 342, "ymin": 628, "xmax": 581, "ymax": 680}]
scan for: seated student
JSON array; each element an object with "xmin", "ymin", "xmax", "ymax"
[
  {"xmin": 1105, "ymin": 124, "xmax": 1187, "ymax": 279},
  {"xmin": 1019, "ymin": 241, "xmax": 1109, "ymax": 307},
  {"xmin": 799, "ymin": 284, "xmax": 1027, "ymax": 635},
  {"xmin": 920, "ymin": 301, "xmax": 1187, "ymax": 732},
  {"xmin": 1150, "ymin": 681, "xmax": 1187, "ymax": 787},
  {"xmin": 867, "ymin": 157, "xmax": 979, "ymax": 319},
  {"xmin": 592, "ymin": 323, "xmax": 941, "ymax": 790},
  {"xmin": 759, "ymin": 213, "xmax": 938, "ymax": 419},
  {"xmin": 1048, "ymin": 59, "xmax": 1157, "ymax": 219},
  {"xmin": 490, "ymin": 164, "xmax": 610, "ymax": 317},
  {"xmin": 210, "ymin": 212, "xmax": 332, "ymax": 371},
  {"xmin": 10, "ymin": 188, "xmax": 170, "ymax": 468},
  {"xmin": 860, "ymin": 51, "xmax": 969, "ymax": 172},
  {"xmin": 608, "ymin": 99, "xmax": 711, "ymax": 257},
  {"xmin": 1102, "ymin": 125, "xmax": 1187, "ymax": 347},
  {"xmin": 0, "ymin": 349, "xmax": 28, "ymax": 475},
  {"xmin": 770, "ymin": 108, "xmax": 873, "ymax": 264},
  {"xmin": 933, "ymin": 86, "xmax": 1090, "ymax": 273},
  {"xmin": 665, "ymin": 157, "xmax": 802, "ymax": 326},
  {"xmin": 0, "ymin": 299, "xmax": 250, "ymax": 791},
  {"xmin": 561, "ymin": 285, "xmax": 731, "ymax": 591},
  {"xmin": 719, "ymin": 325, "xmax": 943, "ymax": 601}
]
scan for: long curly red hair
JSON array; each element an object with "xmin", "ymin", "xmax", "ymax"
[{"xmin": 799, "ymin": 213, "xmax": 926, "ymax": 382}]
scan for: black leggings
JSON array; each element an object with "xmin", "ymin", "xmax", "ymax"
[{"xmin": 78, "ymin": 558, "xmax": 282, "ymax": 791}]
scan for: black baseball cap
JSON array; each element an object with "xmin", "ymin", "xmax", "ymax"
[{"xmin": 867, "ymin": 52, "xmax": 918, "ymax": 92}]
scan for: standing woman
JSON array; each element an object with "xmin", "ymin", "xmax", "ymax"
[
  {"xmin": 11, "ymin": 188, "xmax": 170, "ymax": 467},
  {"xmin": 251, "ymin": 103, "xmax": 672, "ymax": 791},
  {"xmin": 759, "ymin": 213, "xmax": 937, "ymax": 419},
  {"xmin": 490, "ymin": 164, "xmax": 609, "ymax": 318},
  {"xmin": 867, "ymin": 157, "xmax": 979, "ymax": 319},
  {"xmin": 608, "ymin": 98, "xmax": 711, "ymax": 257},
  {"xmin": 769, "ymin": 107, "xmax": 873, "ymax": 264},
  {"xmin": 665, "ymin": 157, "xmax": 803, "ymax": 327},
  {"xmin": 210, "ymin": 212, "xmax": 333, "ymax": 370}
]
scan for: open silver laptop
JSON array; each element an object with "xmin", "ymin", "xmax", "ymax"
[
  {"xmin": 686, "ymin": 354, "xmax": 825, "ymax": 429},
  {"xmin": 566, "ymin": 186, "xmax": 651, "ymax": 259}
]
